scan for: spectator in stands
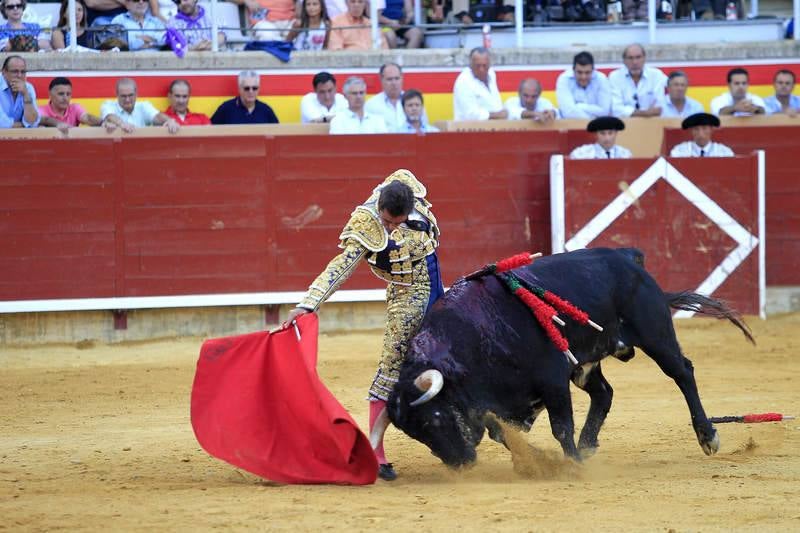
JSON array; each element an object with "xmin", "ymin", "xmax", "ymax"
[
  {"xmin": 211, "ymin": 70, "xmax": 280, "ymax": 125},
  {"xmin": 376, "ymin": 0, "xmax": 424, "ymax": 49},
  {"xmin": 570, "ymin": 116, "xmax": 632, "ymax": 159},
  {"xmin": 39, "ymin": 77, "xmax": 103, "ymax": 132},
  {"xmin": 286, "ymin": 0, "xmax": 330, "ymax": 51},
  {"xmin": 231, "ymin": 0, "xmax": 296, "ymax": 41},
  {"xmin": 556, "ymin": 51, "xmax": 611, "ymax": 119},
  {"xmin": 51, "ymin": 0, "xmax": 92, "ymax": 49},
  {"xmin": 0, "ymin": 55, "xmax": 38, "ymax": 128},
  {"xmin": 100, "ymin": 78, "xmax": 179, "ymax": 133},
  {"xmin": 504, "ymin": 78, "xmax": 558, "ymax": 122},
  {"xmin": 660, "ymin": 71, "xmax": 704, "ymax": 118},
  {"xmin": 453, "ymin": 47, "xmax": 507, "ymax": 121},
  {"xmin": 84, "ymin": 0, "xmax": 127, "ymax": 26},
  {"xmin": 329, "ymin": 76, "xmax": 388, "ymax": 134},
  {"xmin": 328, "ymin": 0, "xmax": 388, "ymax": 50},
  {"xmin": 168, "ymin": 0, "xmax": 226, "ymax": 51},
  {"xmin": 365, "ymin": 62, "xmax": 410, "ymax": 131},
  {"xmin": 150, "ymin": 0, "xmax": 177, "ymax": 22},
  {"xmin": 111, "ymin": 0, "xmax": 166, "ymax": 51},
  {"xmin": 621, "ymin": 0, "xmax": 647, "ymax": 21},
  {"xmin": 710, "ymin": 68, "xmax": 766, "ymax": 117},
  {"xmin": 326, "ymin": 0, "xmax": 347, "ymax": 18},
  {"xmin": 764, "ymin": 69, "xmax": 799, "ymax": 116},
  {"xmin": 0, "ymin": 0, "xmax": 52, "ymax": 51},
  {"xmin": 423, "ymin": 0, "xmax": 448, "ymax": 23},
  {"xmin": 670, "ymin": 112, "xmax": 734, "ymax": 157},
  {"xmin": 301, "ymin": 71, "xmax": 348, "ymax": 123},
  {"xmin": 396, "ymin": 89, "xmax": 438, "ymax": 133},
  {"xmin": 609, "ymin": 44, "xmax": 667, "ymax": 118},
  {"xmin": 164, "ymin": 79, "xmax": 210, "ymax": 125}
]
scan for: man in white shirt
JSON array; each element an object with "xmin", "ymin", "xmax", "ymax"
[
  {"xmin": 301, "ymin": 71, "xmax": 348, "ymax": 124},
  {"xmin": 100, "ymin": 78, "xmax": 179, "ymax": 133},
  {"xmin": 556, "ymin": 51, "xmax": 612, "ymax": 119},
  {"xmin": 764, "ymin": 69, "xmax": 800, "ymax": 116},
  {"xmin": 609, "ymin": 44, "xmax": 667, "ymax": 118},
  {"xmin": 504, "ymin": 78, "xmax": 558, "ymax": 122},
  {"xmin": 329, "ymin": 76, "xmax": 388, "ymax": 134},
  {"xmin": 710, "ymin": 68, "xmax": 766, "ymax": 117},
  {"xmin": 452, "ymin": 47, "xmax": 507, "ymax": 121},
  {"xmin": 669, "ymin": 113, "xmax": 734, "ymax": 158},
  {"xmin": 660, "ymin": 71, "xmax": 705, "ymax": 118},
  {"xmin": 570, "ymin": 116, "xmax": 632, "ymax": 159},
  {"xmin": 364, "ymin": 62, "xmax": 407, "ymax": 131}
]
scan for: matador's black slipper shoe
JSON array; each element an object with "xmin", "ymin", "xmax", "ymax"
[{"xmin": 378, "ymin": 463, "xmax": 397, "ymax": 481}]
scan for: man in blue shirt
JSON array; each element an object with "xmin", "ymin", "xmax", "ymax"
[
  {"xmin": 660, "ymin": 71, "xmax": 705, "ymax": 118},
  {"xmin": 0, "ymin": 55, "xmax": 39, "ymax": 128},
  {"xmin": 556, "ymin": 51, "xmax": 612, "ymax": 119},
  {"xmin": 764, "ymin": 69, "xmax": 800, "ymax": 116},
  {"xmin": 211, "ymin": 70, "xmax": 280, "ymax": 125},
  {"xmin": 110, "ymin": 0, "xmax": 166, "ymax": 51}
]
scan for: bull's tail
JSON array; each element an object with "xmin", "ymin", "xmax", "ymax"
[{"xmin": 665, "ymin": 291, "xmax": 755, "ymax": 345}]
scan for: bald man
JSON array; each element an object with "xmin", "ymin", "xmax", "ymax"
[{"xmin": 504, "ymin": 78, "xmax": 558, "ymax": 122}]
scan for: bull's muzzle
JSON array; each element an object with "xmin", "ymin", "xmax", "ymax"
[{"xmin": 409, "ymin": 369, "xmax": 444, "ymax": 407}]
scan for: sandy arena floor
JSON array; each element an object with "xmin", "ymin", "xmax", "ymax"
[{"xmin": 1, "ymin": 313, "xmax": 799, "ymax": 531}]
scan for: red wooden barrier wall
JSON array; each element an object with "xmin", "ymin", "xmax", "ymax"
[
  {"xmin": 0, "ymin": 132, "xmax": 558, "ymax": 301},
  {"xmin": 558, "ymin": 156, "xmax": 761, "ymax": 315},
  {"xmin": 662, "ymin": 125, "xmax": 800, "ymax": 286},
  {"xmin": 0, "ymin": 128, "xmax": 794, "ymax": 305}
]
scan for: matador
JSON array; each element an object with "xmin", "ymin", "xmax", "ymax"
[{"xmin": 282, "ymin": 169, "xmax": 444, "ymax": 481}]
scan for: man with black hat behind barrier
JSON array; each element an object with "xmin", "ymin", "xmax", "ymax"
[
  {"xmin": 669, "ymin": 113, "xmax": 734, "ymax": 157},
  {"xmin": 570, "ymin": 116, "xmax": 632, "ymax": 159},
  {"xmin": 669, "ymin": 112, "xmax": 734, "ymax": 158}
]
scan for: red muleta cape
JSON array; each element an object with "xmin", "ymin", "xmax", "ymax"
[{"xmin": 190, "ymin": 313, "xmax": 378, "ymax": 485}]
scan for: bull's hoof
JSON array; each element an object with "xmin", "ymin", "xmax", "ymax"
[
  {"xmin": 700, "ymin": 429, "xmax": 720, "ymax": 456},
  {"xmin": 378, "ymin": 463, "xmax": 398, "ymax": 481},
  {"xmin": 578, "ymin": 446, "xmax": 598, "ymax": 460}
]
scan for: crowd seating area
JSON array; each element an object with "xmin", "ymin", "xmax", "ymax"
[{"xmin": 0, "ymin": 0, "xmax": 793, "ymax": 53}]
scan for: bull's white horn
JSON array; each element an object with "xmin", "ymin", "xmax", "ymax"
[{"xmin": 409, "ymin": 369, "xmax": 444, "ymax": 407}]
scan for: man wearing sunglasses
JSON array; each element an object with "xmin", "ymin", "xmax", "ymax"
[
  {"xmin": 0, "ymin": 55, "xmax": 39, "ymax": 128},
  {"xmin": 210, "ymin": 70, "xmax": 280, "ymax": 125},
  {"xmin": 608, "ymin": 43, "xmax": 666, "ymax": 118}
]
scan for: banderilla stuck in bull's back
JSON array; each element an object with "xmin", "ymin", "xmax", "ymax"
[{"xmin": 707, "ymin": 413, "xmax": 795, "ymax": 424}]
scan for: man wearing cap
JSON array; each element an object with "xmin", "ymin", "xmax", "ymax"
[
  {"xmin": 670, "ymin": 112, "xmax": 734, "ymax": 158},
  {"xmin": 570, "ymin": 116, "xmax": 632, "ymax": 159}
]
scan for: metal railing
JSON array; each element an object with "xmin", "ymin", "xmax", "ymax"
[{"xmin": 53, "ymin": 0, "xmax": 798, "ymax": 52}]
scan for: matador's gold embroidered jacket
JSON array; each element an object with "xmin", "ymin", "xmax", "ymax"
[{"xmin": 297, "ymin": 170, "xmax": 440, "ymax": 311}]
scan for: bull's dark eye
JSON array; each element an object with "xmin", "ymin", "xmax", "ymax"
[{"xmin": 432, "ymin": 411, "xmax": 442, "ymax": 427}]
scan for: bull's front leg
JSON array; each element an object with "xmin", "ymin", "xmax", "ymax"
[
  {"xmin": 571, "ymin": 362, "xmax": 613, "ymax": 458},
  {"xmin": 541, "ymin": 384, "xmax": 581, "ymax": 461}
]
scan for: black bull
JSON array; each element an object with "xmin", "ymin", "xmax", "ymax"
[{"xmin": 387, "ymin": 247, "xmax": 754, "ymax": 467}]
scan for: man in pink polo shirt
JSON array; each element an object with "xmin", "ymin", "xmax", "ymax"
[{"xmin": 38, "ymin": 77, "xmax": 102, "ymax": 132}]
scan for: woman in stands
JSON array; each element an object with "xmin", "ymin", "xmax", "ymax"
[
  {"xmin": 0, "ymin": 0, "xmax": 52, "ymax": 51},
  {"xmin": 285, "ymin": 0, "xmax": 329, "ymax": 51},
  {"xmin": 51, "ymin": 0, "xmax": 91, "ymax": 49}
]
